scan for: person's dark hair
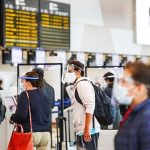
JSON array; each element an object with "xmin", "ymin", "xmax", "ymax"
[
  {"xmin": 32, "ymin": 68, "xmax": 44, "ymax": 80},
  {"xmin": 103, "ymin": 72, "xmax": 114, "ymax": 82},
  {"xmin": 68, "ymin": 60, "xmax": 84, "ymax": 76},
  {"xmin": 125, "ymin": 61, "xmax": 150, "ymax": 97},
  {"xmin": 24, "ymin": 71, "xmax": 42, "ymax": 88}
]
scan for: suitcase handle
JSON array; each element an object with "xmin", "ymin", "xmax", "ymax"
[{"xmin": 56, "ymin": 116, "xmax": 68, "ymax": 150}]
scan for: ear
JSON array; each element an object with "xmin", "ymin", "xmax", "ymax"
[
  {"xmin": 76, "ymin": 70, "xmax": 81, "ymax": 76},
  {"xmin": 78, "ymin": 70, "xmax": 81, "ymax": 75},
  {"xmin": 140, "ymin": 84, "xmax": 148, "ymax": 93},
  {"xmin": 136, "ymin": 84, "xmax": 146, "ymax": 93}
]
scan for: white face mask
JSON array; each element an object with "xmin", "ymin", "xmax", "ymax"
[
  {"xmin": 113, "ymin": 83, "xmax": 133, "ymax": 105},
  {"xmin": 65, "ymin": 72, "xmax": 76, "ymax": 84}
]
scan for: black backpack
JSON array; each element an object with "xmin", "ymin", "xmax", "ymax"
[
  {"xmin": 0, "ymin": 98, "xmax": 6, "ymax": 124},
  {"xmin": 75, "ymin": 79, "xmax": 115, "ymax": 126}
]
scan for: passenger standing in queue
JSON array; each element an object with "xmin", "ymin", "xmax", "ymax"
[
  {"xmin": 103, "ymin": 72, "xmax": 121, "ymax": 129},
  {"xmin": 10, "ymin": 71, "xmax": 51, "ymax": 150},
  {"xmin": 65, "ymin": 60, "xmax": 100, "ymax": 150},
  {"xmin": 114, "ymin": 61, "xmax": 150, "ymax": 150}
]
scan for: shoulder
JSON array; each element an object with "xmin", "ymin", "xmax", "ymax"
[
  {"xmin": 141, "ymin": 100, "xmax": 150, "ymax": 117},
  {"xmin": 134, "ymin": 100, "xmax": 150, "ymax": 126},
  {"xmin": 19, "ymin": 91, "xmax": 26, "ymax": 98},
  {"xmin": 75, "ymin": 77, "xmax": 94, "ymax": 94},
  {"xmin": 76, "ymin": 77, "xmax": 92, "ymax": 87},
  {"xmin": 44, "ymin": 81, "xmax": 54, "ymax": 90}
]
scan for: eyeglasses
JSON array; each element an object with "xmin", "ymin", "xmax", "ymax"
[{"xmin": 119, "ymin": 77, "xmax": 134, "ymax": 84}]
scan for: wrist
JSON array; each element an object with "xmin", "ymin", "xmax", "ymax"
[{"xmin": 84, "ymin": 127, "xmax": 90, "ymax": 131}]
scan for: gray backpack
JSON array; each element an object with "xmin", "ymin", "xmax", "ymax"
[{"xmin": 75, "ymin": 79, "xmax": 115, "ymax": 126}]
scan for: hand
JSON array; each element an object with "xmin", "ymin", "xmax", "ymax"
[
  {"xmin": 83, "ymin": 128, "xmax": 92, "ymax": 142},
  {"xmin": 9, "ymin": 118, "xmax": 14, "ymax": 124}
]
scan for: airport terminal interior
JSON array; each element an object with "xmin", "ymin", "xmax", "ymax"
[{"xmin": 0, "ymin": 0, "xmax": 150, "ymax": 150}]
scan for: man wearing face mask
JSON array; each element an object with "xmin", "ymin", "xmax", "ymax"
[
  {"xmin": 65, "ymin": 60, "xmax": 99, "ymax": 150},
  {"xmin": 102, "ymin": 72, "xmax": 121, "ymax": 130},
  {"xmin": 114, "ymin": 61, "xmax": 150, "ymax": 150}
]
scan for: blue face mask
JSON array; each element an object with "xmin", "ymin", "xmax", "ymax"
[{"xmin": 113, "ymin": 83, "xmax": 133, "ymax": 105}]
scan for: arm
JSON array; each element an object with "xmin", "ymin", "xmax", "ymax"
[
  {"xmin": 10, "ymin": 92, "xmax": 28, "ymax": 124},
  {"xmin": 84, "ymin": 113, "xmax": 93, "ymax": 142},
  {"xmin": 78, "ymin": 81, "xmax": 95, "ymax": 142}
]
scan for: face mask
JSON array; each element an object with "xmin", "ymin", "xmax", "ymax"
[
  {"xmin": 65, "ymin": 72, "xmax": 76, "ymax": 84},
  {"xmin": 113, "ymin": 83, "xmax": 133, "ymax": 105}
]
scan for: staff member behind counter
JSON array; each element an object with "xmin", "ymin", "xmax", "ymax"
[
  {"xmin": 114, "ymin": 61, "xmax": 150, "ymax": 150},
  {"xmin": 9, "ymin": 71, "xmax": 51, "ymax": 150}
]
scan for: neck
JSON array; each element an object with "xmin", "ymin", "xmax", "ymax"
[
  {"xmin": 131, "ymin": 95, "xmax": 148, "ymax": 107},
  {"xmin": 26, "ymin": 87, "xmax": 37, "ymax": 91}
]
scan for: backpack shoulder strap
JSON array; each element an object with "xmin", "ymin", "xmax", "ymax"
[
  {"xmin": 74, "ymin": 79, "xmax": 88, "ymax": 105},
  {"xmin": 74, "ymin": 79, "xmax": 88, "ymax": 87}
]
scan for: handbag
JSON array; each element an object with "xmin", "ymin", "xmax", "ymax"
[{"xmin": 7, "ymin": 91, "xmax": 34, "ymax": 150}]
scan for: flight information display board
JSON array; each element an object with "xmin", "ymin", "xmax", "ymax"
[
  {"xmin": 3, "ymin": 0, "xmax": 38, "ymax": 48},
  {"xmin": 40, "ymin": 1, "xmax": 70, "ymax": 50},
  {"xmin": 0, "ymin": 0, "xmax": 70, "ymax": 50}
]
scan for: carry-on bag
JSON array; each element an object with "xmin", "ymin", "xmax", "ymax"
[{"xmin": 56, "ymin": 116, "xmax": 68, "ymax": 150}]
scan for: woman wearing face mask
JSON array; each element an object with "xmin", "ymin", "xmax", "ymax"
[
  {"xmin": 114, "ymin": 61, "xmax": 150, "ymax": 150},
  {"xmin": 10, "ymin": 71, "xmax": 51, "ymax": 150}
]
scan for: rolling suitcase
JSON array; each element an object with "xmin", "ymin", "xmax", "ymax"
[{"xmin": 56, "ymin": 116, "xmax": 68, "ymax": 150}]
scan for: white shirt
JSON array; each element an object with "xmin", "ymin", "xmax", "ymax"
[{"xmin": 66, "ymin": 77, "xmax": 100, "ymax": 134}]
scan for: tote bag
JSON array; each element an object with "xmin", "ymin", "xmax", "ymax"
[
  {"xmin": 7, "ymin": 91, "xmax": 34, "ymax": 150},
  {"xmin": 7, "ymin": 125, "xmax": 33, "ymax": 150}
]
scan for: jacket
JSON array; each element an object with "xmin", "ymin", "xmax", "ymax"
[
  {"xmin": 41, "ymin": 79, "xmax": 55, "ymax": 108},
  {"xmin": 115, "ymin": 99, "xmax": 150, "ymax": 150},
  {"xmin": 11, "ymin": 89, "xmax": 50, "ymax": 133}
]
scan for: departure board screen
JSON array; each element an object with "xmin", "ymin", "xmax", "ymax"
[
  {"xmin": 0, "ymin": 0, "xmax": 70, "ymax": 50},
  {"xmin": 4, "ymin": 0, "xmax": 38, "ymax": 48},
  {"xmin": 40, "ymin": 1, "xmax": 70, "ymax": 50}
]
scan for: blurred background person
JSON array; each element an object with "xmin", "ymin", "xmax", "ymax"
[
  {"xmin": 10, "ymin": 71, "xmax": 51, "ymax": 149},
  {"xmin": 103, "ymin": 72, "xmax": 121, "ymax": 129},
  {"xmin": 32, "ymin": 68, "xmax": 55, "ymax": 134},
  {"xmin": 32, "ymin": 68, "xmax": 55, "ymax": 108},
  {"xmin": 114, "ymin": 61, "xmax": 150, "ymax": 150},
  {"xmin": 103, "ymin": 72, "xmax": 114, "ymax": 98}
]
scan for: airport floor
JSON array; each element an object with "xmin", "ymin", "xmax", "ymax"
[{"xmin": 51, "ymin": 125, "xmax": 117, "ymax": 150}]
